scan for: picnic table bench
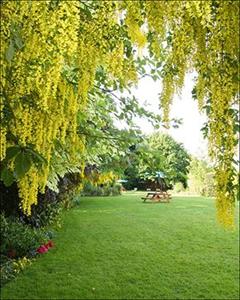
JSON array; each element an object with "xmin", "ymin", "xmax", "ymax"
[{"xmin": 141, "ymin": 191, "xmax": 171, "ymax": 203}]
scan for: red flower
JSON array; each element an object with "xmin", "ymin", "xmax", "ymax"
[
  {"xmin": 37, "ymin": 245, "xmax": 48, "ymax": 254},
  {"xmin": 46, "ymin": 240, "xmax": 54, "ymax": 248},
  {"xmin": 37, "ymin": 240, "xmax": 54, "ymax": 254},
  {"xmin": 44, "ymin": 243, "xmax": 50, "ymax": 250}
]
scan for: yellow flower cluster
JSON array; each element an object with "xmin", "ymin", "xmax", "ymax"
[
  {"xmin": 13, "ymin": 257, "xmax": 32, "ymax": 274},
  {"xmin": 0, "ymin": 120, "xmax": 7, "ymax": 161},
  {"xmin": 215, "ymin": 169, "xmax": 235, "ymax": 228},
  {"xmin": 18, "ymin": 167, "xmax": 39, "ymax": 215},
  {"xmin": 125, "ymin": 1, "xmax": 147, "ymax": 49},
  {"xmin": 1, "ymin": 1, "xmax": 138, "ymax": 215},
  {"xmin": 97, "ymin": 171, "xmax": 118, "ymax": 186},
  {"xmin": 145, "ymin": 1, "xmax": 165, "ymax": 41},
  {"xmin": 107, "ymin": 42, "xmax": 124, "ymax": 79},
  {"xmin": 152, "ymin": 1, "xmax": 239, "ymax": 227},
  {"xmin": 160, "ymin": 74, "xmax": 174, "ymax": 125},
  {"xmin": 1, "ymin": 1, "xmax": 84, "ymax": 214}
]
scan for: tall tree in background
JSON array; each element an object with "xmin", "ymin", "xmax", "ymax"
[
  {"xmin": 0, "ymin": 1, "xmax": 239, "ymax": 226},
  {"xmin": 147, "ymin": 133, "xmax": 190, "ymax": 188},
  {"xmin": 124, "ymin": 133, "xmax": 190, "ymax": 190}
]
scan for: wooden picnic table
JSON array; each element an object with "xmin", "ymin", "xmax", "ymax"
[{"xmin": 141, "ymin": 191, "xmax": 171, "ymax": 203}]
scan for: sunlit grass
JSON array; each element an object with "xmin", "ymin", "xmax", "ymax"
[{"xmin": 1, "ymin": 193, "xmax": 239, "ymax": 299}]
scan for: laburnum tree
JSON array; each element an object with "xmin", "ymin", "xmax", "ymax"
[{"xmin": 0, "ymin": 1, "xmax": 239, "ymax": 227}]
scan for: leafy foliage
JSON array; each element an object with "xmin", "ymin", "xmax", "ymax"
[
  {"xmin": 0, "ymin": 0, "xmax": 239, "ymax": 226},
  {"xmin": 0, "ymin": 214, "xmax": 46, "ymax": 259},
  {"xmin": 0, "ymin": 256, "xmax": 33, "ymax": 287},
  {"xmin": 124, "ymin": 132, "xmax": 190, "ymax": 190},
  {"xmin": 188, "ymin": 157, "xmax": 216, "ymax": 197},
  {"xmin": 81, "ymin": 182, "xmax": 122, "ymax": 197}
]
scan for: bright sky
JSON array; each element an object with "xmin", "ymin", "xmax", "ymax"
[{"xmin": 131, "ymin": 73, "xmax": 208, "ymax": 158}]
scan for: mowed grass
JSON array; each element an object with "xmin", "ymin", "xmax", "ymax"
[{"xmin": 1, "ymin": 193, "xmax": 239, "ymax": 299}]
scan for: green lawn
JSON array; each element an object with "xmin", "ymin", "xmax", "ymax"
[{"xmin": 1, "ymin": 193, "xmax": 239, "ymax": 299}]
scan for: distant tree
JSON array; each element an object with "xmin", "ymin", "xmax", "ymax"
[
  {"xmin": 124, "ymin": 132, "xmax": 190, "ymax": 189},
  {"xmin": 187, "ymin": 157, "xmax": 215, "ymax": 197},
  {"xmin": 147, "ymin": 133, "xmax": 191, "ymax": 187}
]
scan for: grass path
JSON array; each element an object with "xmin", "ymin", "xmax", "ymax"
[{"xmin": 1, "ymin": 193, "xmax": 239, "ymax": 299}]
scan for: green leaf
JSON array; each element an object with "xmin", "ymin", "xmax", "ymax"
[
  {"xmin": 6, "ymin": 40, "xmax": 15, "ymax": 62},
  {"xmin": 233, "ymin": 124, "xmax": 240, "ymax": 134},
  {"xmin": 14, "ymin": 34, "xmax": 24, "ymax": 49},
  {"xmin": 14, "ymin": 151, "xmax": 32, "ymax": 179},
  {"xmin": 27, "ymin": 148, "xmax": 47, "ymax": 168},
  {"xmin": 1, "ymin": 167, "xmax": 15, "ymax": 187},
  {"xmin": 5, "ymin": 146, "xmax": 21, "ymax": 161}
]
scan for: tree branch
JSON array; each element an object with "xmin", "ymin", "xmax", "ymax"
[{"xmin": 77, "ymin": 130, "xmax": 129, "ymax": 142}]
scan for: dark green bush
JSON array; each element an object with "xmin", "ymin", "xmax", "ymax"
[
  {"xmin": 81, "ymin": 182, "xmax": 122, "ymax": 196},
  {"xmin": 71, "ymin": 196, "xmax": 81, "ymax": 207},
  {"xmin": 82, "ymin": 183, "xmax": 104, "ymax": 196},
  {"xmin": 105, "ymin": 183, "xmax": 122, "ymax": 196},
  {"xmin": 0, "ymin": 173, "xmax": 81, "ymax": 229},
  {"xmin": 20, "ymin": 188, "xmax": 62, "ymax": 228},
  {"xmin": 0, "ymin": 214, "xmax": 46, "ymax": 259}
]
